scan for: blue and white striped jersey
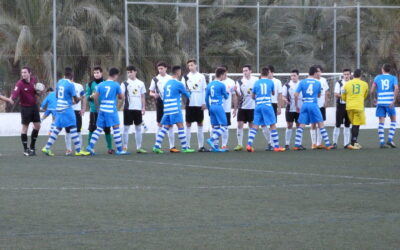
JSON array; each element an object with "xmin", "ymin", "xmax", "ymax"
[
  {"xmin": 56, "ymin": 79, "xmax": 76, "ymax": 111},
  {"xmin": 96, "ymin": 80, "xmax": 121, "ymax": 113},
  {"xmin": 205, "ymin": 80, "xmax": 228, "ymax": 107},
  {"xmin": 374, "ymin": 74, "xmax": 398, "ymax": 106},
  {"xmin": 162, "ymin": 79, "xmax": 190, "ymax": 115},
  {"xmin": 296, "ymin": 78, "xmax": 321, "ymax": 104},
  {"xmin": 253, "ymin": 78, "xmax": 274, "ymax": 106}
]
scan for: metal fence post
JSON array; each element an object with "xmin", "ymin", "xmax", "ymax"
[
  {"xmin": 357, "ymin": 1, "xmax": 360, "ymax": 69},
  {"xmin": 196, "ymin": 0, "xmax": 200, "ymax": 71},
  {"xmin": 333, "ymin": 3, "xmax": 337, "ymax": 73},
  {"xmin": 52, "ymin": 0, "xmax": 57, "ymax": 85},
  {"xmin": 256, "ymin": 1, "xmax": 260, "ymax": 73},
  {"xmin": 124, "ymin": 0, "xmax": 129, "ymax": 66}
]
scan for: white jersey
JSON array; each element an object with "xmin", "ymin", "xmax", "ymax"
[
  {"xmin": 334, "ymin": 79, "xmax": 347, "ymax": 104},
  {"xmin": 317, "ymin": 77, "xmax": 329, "ymax": 107},
  {"xmin": 282, "ymin": 80, "xmax": 302, "ymax": 112},
  {"xmin": 149, "ymin": 74, "xmax": 172, "ymax": 99},
  {"xmin": 222, "ymin": 77, "xmax": 236, "ymax": 113},
  {"xmin": 236, "ymin": 76, "xmax": 257, "ymax": 109},
  {"xmin": 72, "ymin": 82, "xmax": 85, "ymax": 111},
  {"xmin": 271, "ymin": 77, "xmax": 283, "ymax": 104},
  {"xmin": 181, "ymin": 72, "xmax": 206, "ymax": 107},
  {"xmin": 121, "ymin": 78, "xmax": 146, "ymax": 110}
]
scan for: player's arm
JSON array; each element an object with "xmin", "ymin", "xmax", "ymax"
[
  {"xmin": 370, "ymin": 82, "xmax": 377, "ymax": 105},
  {"xmin": 221, "ymin": 84, "xmax": 228, "ymax": 100},
  {"xmin": 10, "ymin": 82, "xmax": 21, "ymax": 101},
  {"xmin": 282, "ymin": 86, "xmax": 288, "ymax": 104},
  {"xmin": 141, "ymin": 84, "xmax": 146, "ymax": 115},
  {"xmin": 86, "ymin": 83, "xmax": 94, "ymax": 101},
  {"xmin": 324, "ymin": 85, "xmax": 330, "ymax": 107},
  {"xmin": 149, "ymin": 79, "xmax": 159, "ymax": 99},
  {"xmin": 391, "ymin": 83, "xmax": 399, "ymax": 108},
  {"xmin": 40, "ymin": 95, "xmax": 49, "ymax": 111},
  {"xmin": 341, "ymin": 85, "xmax": 347, "ymax": 102},
  {"xmin": 0, "ymin": 94, "xmax": 13, "ymax": 104},
  {"xmin": 334, "ymin": 82, "xmax": 341, "ymax": 99},
  {"xmin": 205, "ymin": 87, "xmax": 210, "ymax": 110},
  {"xmin": 93, "ymin": 92, "xmax": 100, "ymax": 108},
  {"xmin": 294, "ymin": 84, "xmax": 301, "ymax": 112},
  {"xmin": 201, "ymin": 76, "xmax": 206, "ymax": 110},
  {"xmin": 80, "ymin": 89, "xmax": 87, "ymax": 116}
]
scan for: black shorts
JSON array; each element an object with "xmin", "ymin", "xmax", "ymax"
[
  {"xmin": 21, "ymin": 105, "xmax": 41, "ymax": 125},
  {"xmin": 336, "ymin": 104, "xmax": 350, "ymax": 127},
  {"xmin": 124, "ymin": 110, "xmax": 143, "ymax": 126},
  {"xmin": 75, "ymin": 111, "xmax": 82, "ymax": 132},
  {"xmin": 286, "ymin": 111, "xmax": 299, "ymax": 123},
  {"xmin": 226, "ymin": 112, "xmax": 231, "ymax": 126},
  {"xmin": 89, "ymin": 112, "xmax": 110, "ymax": 133},
  {"xmin": 272, "ymin": 103, "xmax": 278, "ymax": 118},
  {"xmin": 320, "ymin": 107, "xmax": 326, "ymax": 121},
  {"xmin": 186, "ymin": 106, "xmax": 204, "ymax": 124},
  {"xmin": 156, "ymin": 101, "xmax": 164, "ymax": 123},
  {"xmin": 237, "ymin": 109, "xmax": 254, "ymax": 123}
]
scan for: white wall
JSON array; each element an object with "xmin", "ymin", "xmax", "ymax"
[{"xmin": 0, "ymin": 108, "xmax": 398, "ymax": 136}]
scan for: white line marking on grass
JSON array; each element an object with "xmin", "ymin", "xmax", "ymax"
[
  {"xmin": 0, "ymin": 181, "xmax": 398, "ymax": 191},
  {"xmin": 72, "ymin": 157, "xmax": 400, "ymax": 183}
]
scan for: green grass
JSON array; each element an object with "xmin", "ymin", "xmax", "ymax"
[{"xmin": 0, "ymin": 129, "xmax": 399, "ymax": 249}]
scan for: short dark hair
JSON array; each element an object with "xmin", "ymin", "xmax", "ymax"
[
  {"xmin": 220, "ymin": 65, "xmax": 228, "ymax": 71},
  {"xmin": 47, "ymin": 87, "xmax": 54, "ymax": 92},
  {"xmin": 314, "ymin": 65, "xmax": 323, "ymax": 71},
  {"xmin": 343, "ymin": 68, "xmax": 351, "ymax": 73},
  {"xmin": 243, "ymin": 64, "xmax": 252, "ymax": 71},
  {"xmin": 382, "ymin": 63, "xmax": 391, "ymax": 73},
  {"xmin": 267, "ymin": 65, "xmax": 275, "ymax": 73},
  {"xmin": 93, "ymin": 66, "xmax": 103, "ymax": 72},
  {"xmin": 187, "ymin": 59, "xmax": 197, "ymax": 65},
  {"xmin": 261, "ymin": 67, "xmax": 270, "ymax": 77},
  {"xmin": 109, "ymin": 67, "xmax": 120, "ymax": 77},
  {"xmin": 215, "ymin": 67, "xmax": 227, "ymax": 78},
  {"xmin": 309, "ymin": 66, "xmax": 318, "ymax": 76},
  {"xmin": 172, "ymin": 65, "xmax": 181, "ymax": 75},
  {"xmin": 64, "ymin": 67, "xmax": 73, "ymax": 79},
  {"xmin": 157, "ymin": 61, "xmax": 168, "ymax": 68},
  {"xmin": 291, "ymin": 69, "xmax": 299, "ymax": 75},
  {"xmin": 353, "ymin": 69, "xmax": 362, "ymax": 78},
  {"xmin": 126, "ymin": 65, "xmax": 137, "ymax": 72},
  {"xmin": 21, "ymin": 66, "xmax": 31, "ymax": 73}
]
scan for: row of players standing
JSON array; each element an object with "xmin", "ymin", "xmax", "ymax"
[{"xmin": 148, "ymin": 60, "xmax": 332, "ymax": 152}]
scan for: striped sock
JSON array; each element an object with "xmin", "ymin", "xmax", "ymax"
[
  {"xmin": 247, "ymin": 128, "xmax": 257, "ymax": 146},
  {"xmin": 155, "ymin": 127, "xmax": 169, "ymax": 148},
  {"xmin": 388, "ymin": 121, "xmax": 396, "ymax": 142},
  {"xmin": 378, "ymin": 123, "xmax": 385, "ymax": 145},
  {"xmin": 294, "ymin": 127, "xmax": 303, "ymax": 147},
  {"xmin": 271, "ymin": 129, "xmax": 279, "ymax": 148},
  {"xmin": 50, "ymin": 122, "xmax": 56, "ymax": 134},
  {"xmin": 46, "ymin": 127, "xmax": 61, "ymax": 149},
  {"xmin": 113, "ymin": 127, "xmax": 123, "ymax": 152},
  {"xmin": 178, "ymin": 128, "xmax": 188, "ymax": 149},
  {"xmin": 70, "ymin": 127, "xmax": 81, "ymax": 152},
  {"xmin": 320, "ymin": 128, "xmax": 331, "ymax": 147},
  {"xmin": 211, "ymin": 126, "xmax": 222, "ymax": 142},
  {"xmin": 89, "ymin": 127, "xmax": 104, "ymax": 149}
]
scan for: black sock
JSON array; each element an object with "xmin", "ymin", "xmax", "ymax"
[
  {"xmin": 21, "ymin": 134, "xmax": 28, "ymax": 150},
  {"xmin": 351, "ymin": 126, "xmax": 360, "ymax": 145},
  {"xmin": 30, "ymin": 129, "xmax": 39, "ymax": 150}
]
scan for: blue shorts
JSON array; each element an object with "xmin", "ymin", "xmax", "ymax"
[
  {"xmin": 44, "ymin": 109, "xmax": 57, "ymax": 118},
  {"xmin": 209, "ymin": 105, "xmax": 227, "ymax": 126},
  {"xmin": 376, "ymin": 105, "xmax": 396, "ymax": 117},
  {"xmin": 253, "ymin": 105, "xmax": 276, "ymax": 126},
  {"xmin": 161, "ymin": 112, "xmax": 183, "ymax": 125},
  {"xmin": 298, "ymin": 103, "xmax": 323, "ymax": 125},
  {"xmin": 55, "ymin": 108, "xmax": 76, "ymax": 128},
  {"xmin": 97, "ymin": 111, "xmax": 120, "ymax": 128}
]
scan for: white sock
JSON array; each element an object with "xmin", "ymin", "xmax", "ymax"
[
  {"xmin": 333, "ymin": 127, "xmax": 340, "ymax": 144},
  {"xmin": 262, "ymin": 126, "xmax": 270, "ymax": 144},
  {"xmin": 310, "ymin": 129, "xmax": 317, "ymax": 145},
  {"xmin": 344, "ymin": 127, "xmax": 351, "ymax": 146},
  {"xmin": 197, "ymin": 126, "xmax": 204, "ymax": 149},
  {"xmin": 65, "ymin": 133, "xmax": 72, "ymax": 151},
  {"xmin": 123, "ymin": 126, "xmax": 130, "ymax": 149},
  {"xmin": 222, "ymin": 127, "xmax": 229, "ymax": 147},
  {"xmin": 237, "ymin": 128, "xmax": 243, "ymax": 146},
  {"xmin": 135, "ymin": 125, "xmax": 142, "ymax": 150},
  {"xmin": 285, "ymin": 128, "xmax": 293, "ymax": 146},
  {"xmin": 186, "ymin": 127, "xmax": 191, "ymax": 148},
  {"xmin": 168, "ymin": 127, "xmax": 175, "ymax": 148},
  {"xmin": 317, "ymin": 129, "xmax": 322, "ymax": 145},
  {"xmin": 156, "ymin": 126, "xmax": 161, "ymax": 140}
]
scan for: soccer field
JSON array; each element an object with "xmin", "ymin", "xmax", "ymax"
[{"xmin": 1, "ymin": 129, "xmax": 399, "ymax": 249}]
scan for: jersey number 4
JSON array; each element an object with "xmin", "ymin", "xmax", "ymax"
[{"xmin": 306, "ymin": 84, "xmax": 313, "ymax": 95}]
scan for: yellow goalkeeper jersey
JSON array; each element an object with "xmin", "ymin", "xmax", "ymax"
[{"xmin": 342, "ymin": 78, "xmax": 368, "ymax": 110}]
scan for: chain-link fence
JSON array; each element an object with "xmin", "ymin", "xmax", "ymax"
[{"xmin": 1, "ymin": 0, "xmax": 399, "ymax": 111}]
